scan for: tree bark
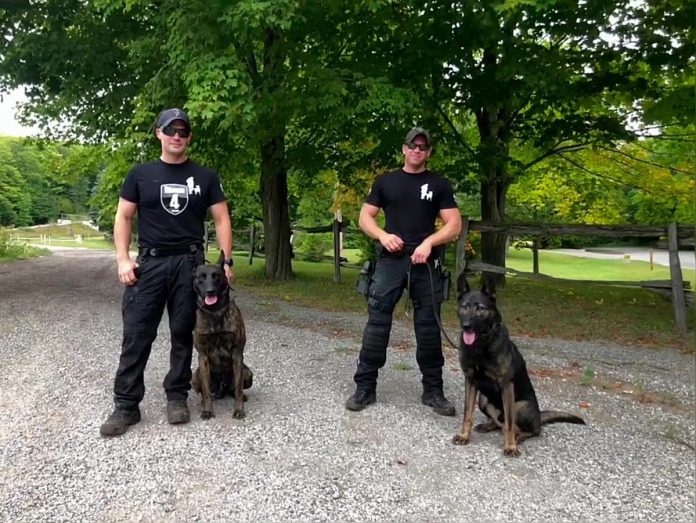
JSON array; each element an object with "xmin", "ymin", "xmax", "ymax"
[
  {"xmin": 476, "ymin": 110, "xmax": 510, "ymax": 287},
  {"xmin": 474, "ymin": 46, "xmax": 512, "ymax": 289},
  {"xmin": 479, "ymin": 174, "xmax": 508, "ymax": 289},
  {"xmin": 260, "ymin": 136, "xmax": 293, "ymax": 281},
  {"xmin": 257, "ymin": 27, "xmax": 292, "ymax": 281}
]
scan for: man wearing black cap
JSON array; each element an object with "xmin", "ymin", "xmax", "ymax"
[
  {"xmin": 100, "ymin": 108, "xmax": 234, "ymax": 436},
  {"xmin": 346, "ymin": 126, "xmax": 462, "ymax": 416}
]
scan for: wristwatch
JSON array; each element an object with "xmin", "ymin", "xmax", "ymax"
[{"xmin": 224, "ymin": 258, "xmax": 234, "ymax": 267}]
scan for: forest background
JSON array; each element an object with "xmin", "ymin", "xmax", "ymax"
[{"xmin": 0, "ymin": 0, "xmax": 693, "ymax": 283}]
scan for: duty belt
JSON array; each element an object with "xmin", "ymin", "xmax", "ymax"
[{"xmin": 139, "ymin": 244, "xmax": 201, "ymax": 257}]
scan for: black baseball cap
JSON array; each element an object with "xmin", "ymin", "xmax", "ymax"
[
  {"xmin": 156, "ymin": 108, "xmax": 191, "ymax": 129},
  {"xmin": 404, "ymin": 126, "xmax": 432, "ymax": 145}
]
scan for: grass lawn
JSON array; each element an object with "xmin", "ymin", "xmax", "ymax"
[
  {"xmin": 3, "ymin": 225, "xmax": 692, "ymax": 351},
  {"xmin": 229, "ymin": 250, "xmax": 695, "ymax": 352},
  {"xmin": 507, "ymin": 249, "xmax": 696, "ymax": 288},
  {"xmin": 6, "ymin": 223, "xmax": 111, "ymax": 250}
]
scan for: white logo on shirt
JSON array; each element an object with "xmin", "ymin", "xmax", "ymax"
[
  {"xmin": 160, "ymin": 184, "xmax": 189, "ymax": 215},
  {"xmin": 186, "ymin": 176, "xmax": 201, "ymax": 196},
  {"xmin": 420, "ymin": 183, "xmax": 433, "ymax": 201}
]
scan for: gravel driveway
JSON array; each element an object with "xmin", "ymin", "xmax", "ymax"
[{"xmin": 0, "ymin": 249, "xmax": 694, "ymax": 522}]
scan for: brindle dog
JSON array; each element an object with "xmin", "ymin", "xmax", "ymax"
[
  {"xmin": 191, "ymin": 253, "xmax": 251, "ymax": 420},
  {"xmin": 452, "ymin": 273, "xmax": 584, "ymax": 456}
]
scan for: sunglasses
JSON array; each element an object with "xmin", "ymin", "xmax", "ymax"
[
  {"xmin": 161, "ymin": 125, "xmax": 191, "ymax": 138},
  {"xmin": 405, "ymin": 142, "xmax": 431, "ymax": 152}
]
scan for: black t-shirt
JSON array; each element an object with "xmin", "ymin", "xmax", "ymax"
[
  {"xmin": 365, "ymin": 168, "xmax": 457, "ymax": 245},
  {"xmin": 120, "ymin": 159, "xmax": 226, "ymax": 248}
]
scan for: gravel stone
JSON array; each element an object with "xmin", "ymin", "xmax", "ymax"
[{"xmin": 0, "ymin": 249, "xmax": 693, "ymax": 522}]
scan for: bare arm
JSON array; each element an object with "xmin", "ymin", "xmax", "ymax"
[
  {"xmin": 210, "ymin": 201, "xmax": 233, "ymax": 280},
  {"xmin": 410, "ymin": 207, "xmax": 462, "ymax": 264},
  {"xmin": 358, "ymin": 203, "xmax": 404, "ymax": 253},
  {"xmin": 114, "ymin": 197, "xmax": 138, "ymax": 285}
]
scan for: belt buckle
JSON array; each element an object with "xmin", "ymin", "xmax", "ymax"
[{"xmin": 149, "ymin": 248, "xmax": 158, "ymax": 257}]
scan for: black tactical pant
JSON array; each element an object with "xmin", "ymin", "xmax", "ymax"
[
  {"xmin": 353, "ymin": 248, "xmax": 446, "ymax": 395},
  {"xmin": 113, "ymin": 248, "xmax": 204, "ymax": 410}
]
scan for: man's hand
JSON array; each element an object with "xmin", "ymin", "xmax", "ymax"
[
  {"xmin": 224, "ymin": 265, "xmax": 234, "ymax": 284},
  {"xmin": 410, "ymin": 239, "xmax": 433, "ymax": 264},
  {"xmin": 379, "ymin": 232, "xmax": 405, "ymax": 253},
  {"xmin": 118, "ymin": 259, "xmax": 139, "ymax": 286}
]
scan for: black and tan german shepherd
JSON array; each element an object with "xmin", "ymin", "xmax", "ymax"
[
  {"xmin": 452, "ymin": 273, "xmax": 584, "ymax": 456},
  {"xmin": 191, "ymin": 253, "xmax": 252, "ymax": 420}
]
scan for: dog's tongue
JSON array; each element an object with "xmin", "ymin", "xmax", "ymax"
[
  {"xmin": 204, "ymin": 295, "xmax": 218, "ymax": 306},
  {"xmin": 462, "ymin": 331, "xmax": 476, "ymax": 346}
]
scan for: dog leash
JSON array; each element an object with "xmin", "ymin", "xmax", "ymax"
[{"xmin": 405, "ymin": 261, "xmax": 459, "ymax": 350}]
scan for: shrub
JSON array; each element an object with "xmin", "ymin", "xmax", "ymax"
[
  {"xmin": 0, "ymin": 230, "xmax": 41, "ymax": 260},
  {"xmin": 294, "ymin": 232, "xmax": 332, "ymax": 262}
]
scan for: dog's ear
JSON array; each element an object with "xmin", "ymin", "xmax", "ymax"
[
  {"xmin": 216, "ymin": 251, "xmax": 225, "ymax": 269},
  {"xmin": 456, "ymin": 271, "xmax": 470, "ymax": 300},
  {"xmin": 192, "ymin": 257, "xmax": 206, "ymax": 276},
  {"xmin": 481, "ymin": 277, "xmax": 497, "ymax": 301}
]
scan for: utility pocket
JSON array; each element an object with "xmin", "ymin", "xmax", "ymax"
[
  {"xmin": 441, "ymin": 269, "xmax": 451, "ymax": 301},
  {"xmin": 355, "ymin": 260, "xmax": 374, "ymax": 296},
  {"xmin": 121, "ymin": 284, "xmax": 139, "ymax": 316}
]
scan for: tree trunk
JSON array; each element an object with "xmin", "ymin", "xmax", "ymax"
[
  {"xmin": 476, "ymin": 58, "xmax": 511, "ymax": 289},
  {"xmin": 260, "ymin": 136, "xmax": 293, "ymax": 281},
  {"xmin": 254, "ymin": 27, "xmax": 293, "ymax": 280},
  {"xmin": 479, "ymin": 175, "xmax": 508, "ymax": 289}
]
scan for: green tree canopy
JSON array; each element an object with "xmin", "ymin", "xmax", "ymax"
[{"xmin": 1, "ymin": 0, "xmax": 692, "ymax": 284}]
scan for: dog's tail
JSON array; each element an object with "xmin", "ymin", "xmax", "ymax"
[{"xmin": 541, "ymin": 410, "xmax": 586, "ymax": 426}]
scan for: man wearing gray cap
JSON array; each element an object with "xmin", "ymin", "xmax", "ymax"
[
  {"xmin": 100, "ymin": 108, "xmax": 234, "ymax": 436},
  {"xmin": 347, "ymin": 126, "xmax": 462, "ymax": 415}
]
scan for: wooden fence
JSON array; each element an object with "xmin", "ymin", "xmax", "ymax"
[
  {"xmin": 206, "ymin": 219, "xmax": 361, "ymax": 281},
  {"xmin": 209, "ymin": 217, "xmax": 694, "ymax": 333},
  {"xmin": 10, "ymin": 233, "xmax": 102, "ymax": 244},
  {"xmin": 455, "ymin": 218, "xmax": 694, "ymax": 334}
]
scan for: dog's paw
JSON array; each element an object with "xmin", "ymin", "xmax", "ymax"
[
  {"xmin": 233, "ymin": 409, "xmax": 246, "ymax": 419},
  {"xmin": 503, "ymin": 446, "xmax": 520, "ymax": 457},
  {"xmin": 201, "ymin": 410, "xmax": 215, "ymax": 420},
  {"xmin": 452, "ymin": 434, "xmax": 470, "ymax": 446}
]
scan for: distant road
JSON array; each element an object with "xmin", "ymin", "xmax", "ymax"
[{"xmin": 551, "ymin": 247, "xmax": 696, "ymax": 270}]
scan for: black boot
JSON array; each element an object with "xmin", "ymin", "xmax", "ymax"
[
  {"xmin": 422, "ymin": 391, "xmax": 456, "ymax": 416},
  {"xmin": 100, "ymin": 407, "xmax": 141, "ymax": 436},
  {"xmin": 167, "ymin": 400, "xmax": 190, "ymax": 424},
  {"xmin": 345, "ymin": 389, "xmax": 376, "ymax": 411}
]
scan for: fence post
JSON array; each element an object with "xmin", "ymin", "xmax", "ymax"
[
  {"xmin": 248, "ymin": 222, "xmax": 256, "ymax": 265},
  {"xmin": 667, "ymin": 223, "xmax": 687, "ymax": 334},
  {"xmin": 203, "ymin": 221, "xmax": 209, "ymax": 252},
  {"xmin": 333, "ymin": 218, "xmax": 341, "ymax": 283},
  {"xmin": 532, "ymin": 238, "xmax": 540, "ymax": 274},
  {"xmin": 456, "ymin": 215, "xmax": 470, "ymax": 278}
]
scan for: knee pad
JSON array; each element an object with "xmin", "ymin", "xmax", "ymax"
[{"xmin": 414, "ymin": 308, "xmax": 442, "ymax": 353}]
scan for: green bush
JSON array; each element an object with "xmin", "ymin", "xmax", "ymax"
[
  {"xmin": 0, "ymin": 230, "xmax": 44, "ymax": 260},
  {"xmin": 354, "ymin": 233, "xmax": 378, "ymax": 264},
  {"xmin": 294, "ymin": 232, "xmax": 332, "ymax": 262}
]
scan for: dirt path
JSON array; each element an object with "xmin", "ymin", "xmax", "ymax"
[{"xmin": 0, "ymin": 250, "xmax": 694, "ymax": 522}]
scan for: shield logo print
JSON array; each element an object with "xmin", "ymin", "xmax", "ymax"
[{"xmin": 160, "ymin": 184, "xmax": 189, "ymax": 215}]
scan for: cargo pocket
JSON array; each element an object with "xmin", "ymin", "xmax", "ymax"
[{"xmin": 121, "ymin": 284, "xmax": 140, "ymax": 317}]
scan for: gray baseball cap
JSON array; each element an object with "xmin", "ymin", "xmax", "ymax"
[
  {"xmin": 156, "ymin": 108, "xmax": 191, "ymax": 129},
  {"xmin": 404, "ymin": 126, "xmax": 432, "ymax": 145}
]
